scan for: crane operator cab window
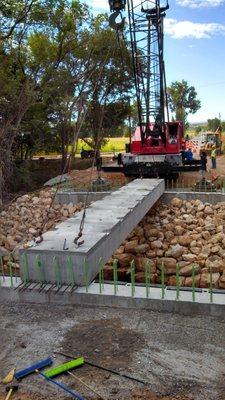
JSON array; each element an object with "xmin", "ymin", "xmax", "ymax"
[{"xmin": 168, "ymin": 124, "xmax": 178, "ymax": 145}]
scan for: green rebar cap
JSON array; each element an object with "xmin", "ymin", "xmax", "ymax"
[{"xmin": 44, "ymin": 357, "xmax": 84, "ymax": 378}]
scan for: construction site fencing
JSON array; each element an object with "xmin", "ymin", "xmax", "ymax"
[
  {"xmin": 0, "ymin": 254, "xmax": 218, "ymax": 304},
  {"xmin": 165, "ymin": 176, "xmax": 225, "ymax": 193}
]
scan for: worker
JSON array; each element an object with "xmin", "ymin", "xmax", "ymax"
[
  {"xmin": 211, "ymin": 145, "xmax": 217, "ymax": 169},
  {"xmin": 200, "ymin": 150, "xmax": 207, "ymax": 172},
  {"xmin": 185, "ymin": 148, "xmax": 194, "ymax": 162}
]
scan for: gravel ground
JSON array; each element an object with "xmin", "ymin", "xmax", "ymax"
[{"xmin": 0, "ymin": 304, "xmax": 225, "ymax": 399}]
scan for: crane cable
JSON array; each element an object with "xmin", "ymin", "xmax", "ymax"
[
  {"xmin": 74, "ymin": 33, "xmax": 120, "ymax": 247},
  {"xmin": 34, "ymin": 45, "xmax": 110, "ymax": 245}
]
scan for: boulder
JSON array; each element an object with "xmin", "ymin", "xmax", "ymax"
[
  {"xmin": 200, "ymin": 272, "xmax": 220, "ymax": 288},
  {"xmin": 219, "ymin": 274, "xmax": 225, "ymax": 289},
  {"xmin": 0, "ymin": 246, "xmax": 9, "ymax": 257},
  {"xmin": 145, "ymin": 228, "xmax": 159, "ymax": 238},
  {"xmin": 182, "ymin": 253, "xmax": 197, "ymax": 262},
  {"xmin": 165, "ymin": 244, "xmax": 185, "ymax": 259},
  {"xmin": 171, "ymin": 198, "xmax": 183, "ymax": 208},
  {"xmin": 133, "ymin": 244, "xmax": 150, "ymax": 254},
  {"xmin": 211, "ymin": 245, "xmax": 222, "ymax": 254},
  {"xmin": 114, "ymin": 246, "xmax": 125, "ymax": 255},
  {"xmin": 151, "ymin": 240, "xmax": 163, "ymax": 250},
  {"xmin": 157, "ymin": 257, "xmax": 177, "ymax": 275},
  {"xmin": 191, "ymin": 247, "xmax": 202, "ymax": 256},
  {"xmin": 114, "ymin": 253, "xmax": 134, "ymax": 268},
  {"xmin": 204, "ymin": 206, "xmax": 214, "ymax": 215},
  {"xmin": 174, "ymin": 226, "xmax": 185, "ymax": 236},
  {"xmin": 135, "ymin": 257, "xmax": 156, "ymax": 273},
  {"xmin": 179, "ymin": 236, "xmax": 191, "ymax": 247},
  {"xmin": 135, "ymin": 272, "xmax": 157, "ymax": 284},
  {"xmin": 167, "ymin": 275, "xmax": 185, "ymax": 287},
  {"xmin": 146, "ymin": 250, "xmax": 157, "ymax": 258},
  {"xmin": 165, "ymin": 231, "xmax": 174, "ymax": 241},
  {"xmin": 202, "ymin": 231, "xmax": 211, "ymax": 240},
  {"xmin": 205, "ymin": 256, "xmax": 225, "ymax": 273},
  {"xmin": 184, "ymin": 274, "xmax": 201, "ymax": 288},
  {"xmin": 124, "ymin": 240, "xmax": 139, "ymax": 253},
  {"xmin": 197, "ymin": 204, "xmax": 205, "ymax": 212},
  {"xmin": 180, "ymin": 263, "xmax": 200, "ymax": 277}
]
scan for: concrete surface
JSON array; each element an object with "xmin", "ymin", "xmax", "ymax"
[
  {"xmin": 163, "ymin": 190, "xmax": 225, "ymax": 204},
  {"xmin": 56, "ymin": 189, "xmax": 225, "ymax": 208},
  {"xmin": 0, "ymin": 303, "xmax": 225, "ymax": 399},
  {"xmin": 19, "ymin": 179, "xmax": 165, "ymax": 286},
  {"xmin": 55, "ymin": 191, "xmax": 111, "ymax": 205},
  {"xmin": 1, "ymin": 277, "xmax": 225, "ymax": 317}
]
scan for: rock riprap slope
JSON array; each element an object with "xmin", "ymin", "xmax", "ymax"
[
  {"xmin": 0, "ymin": 190, "xmax": 83, "ymax": 270},
  {"xmin": 105, "ymin": 198, "xmax": 225, "ymax": 289}
]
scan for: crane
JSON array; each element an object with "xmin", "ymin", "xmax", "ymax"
[{"xmin": 104, "ymin": 0, "xmax": 204, "ymax": 178}]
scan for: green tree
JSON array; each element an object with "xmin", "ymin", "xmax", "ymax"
[
  {"xmin": 79, "ymin": 17, "xmax": 133, "ymax": 150},
  {"xmin": 167, "ymin": 80, "xmax": 201, "ymax": 130},
  {"xmin": 0, "ymin": 0, "xmax": 89, "ymax": 198},
  {"xmin": 207, "ymin": 117, "xmax": 221, "ymax": 132}
]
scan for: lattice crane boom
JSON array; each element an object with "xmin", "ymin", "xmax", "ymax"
[{"xmin": 109, "ymin": 0, "xmax": 169, "ymax": 145}]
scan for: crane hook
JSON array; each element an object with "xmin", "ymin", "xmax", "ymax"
[{"xmin": 109, "ymin": 11, "xmax": 126, "ymax": 31}]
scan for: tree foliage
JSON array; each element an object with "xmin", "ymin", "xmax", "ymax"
[
  {"xmin": 0, "ymin": 0, "xmax": 133, "ymax": 198},
  {"xmin": 167, "ymin": 80, "xmax": 201, "ymax": 130},
  {"xmin": 207, "ymin": 118, "xmax": 222, "ymax": 132}
]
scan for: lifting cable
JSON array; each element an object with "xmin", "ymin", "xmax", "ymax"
[
  {"xmin": 34, "ymin": 46, "xmax": 107, "ymax": 244},
  {"xmin": 74, "ymin": 35, "xmax": 120, "ymax": 247}
]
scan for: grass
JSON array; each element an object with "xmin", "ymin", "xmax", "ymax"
[{"xmin": 76, "ymin": 137, "xmax": 129, "ymax": 153}]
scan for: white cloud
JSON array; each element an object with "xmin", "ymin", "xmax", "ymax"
[
  {"xmin": 177, "ymin": 0, "xmax": 224, "ymax": 8},
  {"xmin": 165, "ymin": 18, "xmax": 225, "ymax": 39}
]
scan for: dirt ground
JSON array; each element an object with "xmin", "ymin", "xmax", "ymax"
[
  {"xmin": 0, "ymin": 304, "xmax": 225, "ymax": 400},
  {"xmin": 68, "ymin": 153, "xmax": 225, "ymax": 190}
]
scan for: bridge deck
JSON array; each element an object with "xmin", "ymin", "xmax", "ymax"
[{"xmin": 19, "ymin": 179, "xmax": 165, "ymax": 286}]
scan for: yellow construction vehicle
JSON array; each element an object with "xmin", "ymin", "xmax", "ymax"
[{"xmin": 200, "ymin": 127, "xmax": 222, "ymax": 155}]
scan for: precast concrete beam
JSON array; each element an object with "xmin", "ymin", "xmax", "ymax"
[{"xmin": 19, "ymin": 179, "xmax": 164, "ymax": 286}]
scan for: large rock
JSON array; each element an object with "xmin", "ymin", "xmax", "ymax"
[
  {"xmin": 182, "ymin": 253, "xmax": 197, "ymax": 262},
  {"xmin": 205, "ymin": 256, "xmax": 225, "ymax": 273},
  {"xmin": 114, "ymin": 253, "xmax": 134, "ymax": 267},
  {"xmin": 219, "ymin": 273, "xmax": 225, "ymax": 289},
  {"xmin": 201, "ymin": 231, "xmax": 211, "ymax": 240},
  {"xmin": 174, "ymin": 226, "xmax": 185, "ymax": 236},
  {"xmin": 0, "ymin": 246, "xmax": 9, "ymax": 257},
  {"xmin": 135, "ymin": 272, "xmax": 157, "ymax": 284},
  {"xmin": 184, "ymin": 274, "xmax": 201, "ymax": 288},
  {"xmin": 151, "ymin": 240, "xmax": 163, "ymax": 250},
  {"xmin": 180, "ymin": 263, "xmax": 200, "ymax": 277},
  {"xmin": 167, "ymin": 275, "xmax": 185, "ymax": 287},
  {"xmin": 179, "ymin": 236, "xmax": 191, "ymax": 247},
  {"xmin": 114, "ymin": 246, "xmax": 124, "ymax": 255},
  {"xmin": 133, "ymin": 244, "xmax": 150, "ymax": 254},
  {"xmin": 191, "ymin": 247, "xmax": 202, "ymax": 256},
  {"xmin": 124, "ymin": 240, "xmax": 139, "ymax": 253},
  {"xmin": 200, "ymin": 272, "xmax": 220, "ymax": 288},
  {"xmin": 171, "ymin": 198, "xmax": 183, "ymax": 208},
  {"xmin": 157, "ymin": 257, "xmax": 177, "ymax": 275},
  {"xmin": 211, "ymin": 245, "xmax": 222, "ymax": 254},
  {"xmin": 135, "ymin": 257, "xmax": 156, "ymax": 273},
  {"xmin": 204, "ymin": 206, "xmax": 214, "ymax": 215},
  {"xmin": 145, "ymin": 228, "xmax": 159, "ymax": 238},
  {"xmin": 165, "ymin": 244, "xmax": 185, "ymax": 259}
]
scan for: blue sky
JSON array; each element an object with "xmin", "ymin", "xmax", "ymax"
[{"xmin": 85, "ymin": 0, "xmax": 225, "ymax": 123}]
